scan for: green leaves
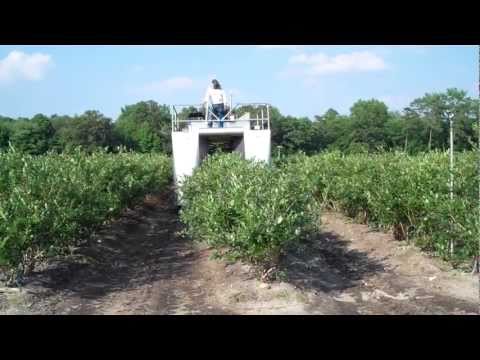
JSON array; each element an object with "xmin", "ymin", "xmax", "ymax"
[
  {"xmin": 115, "ymin": 101, "xmax": 171, "ymax": 154},
  {"xmin": 286, "ymin": 151, "xmax": 478, "ymax": 262},
  {"xmin": 0, "ymin": 149, "xmax": 171, "ymax": 273},
  {"xmin": 180, "ymin": 153, "xmax": 319, "ymax": 266}
]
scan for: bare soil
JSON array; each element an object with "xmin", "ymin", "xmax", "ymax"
[{"xmin": 0, "ymin": 191, "xmax": 478, "ymax": 315}]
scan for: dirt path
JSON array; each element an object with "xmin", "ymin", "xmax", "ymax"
[
  {"xmin": 0, "ymin": 191, "xmax": 231, "ymax": 315},
  {"xmin": 0, "ymin": 192, "xmax": 478, "ymax": 315}
]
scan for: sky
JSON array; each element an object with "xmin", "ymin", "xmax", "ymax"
[{"xmin": 0, "ymin": 45, "xmax": 477, "ymax": 120}]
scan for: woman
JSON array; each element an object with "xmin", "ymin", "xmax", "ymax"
[{"xmin": 203, "ymin": 79, "xmax": 228, "ymax": 128}]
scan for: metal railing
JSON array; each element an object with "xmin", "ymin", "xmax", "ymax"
[{"xmin": 171, "ymin": 103, "xmax": 271, "ymax": 132}]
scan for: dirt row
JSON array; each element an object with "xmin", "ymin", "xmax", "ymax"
[{"xmin": 1, "ymin": 191, "xmax": 478, "ymax": 315}]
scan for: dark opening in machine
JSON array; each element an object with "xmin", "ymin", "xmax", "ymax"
[{"xmin": 198, "ymin": 134, "xmax": 245, "ymax": 163}]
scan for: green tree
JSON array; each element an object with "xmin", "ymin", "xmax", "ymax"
[
  {"xmin": 56, "ymin": 111, "xmax": 116, "ymax": 152},
  {"xmin": 49, "ymin": 114, "xmax": 74, "ymax": 152},
  {"xmin": 443, "ymin": 88, "xmax": 478, "ymax": 151},
  {"xmin": 0, "ymin": 123, "xmax": 11, "ymax": 150},
  {"xmin": 385, "ymin": 111, "xmax": 407, "ymax": 151},
  {"xmin": 406, "ymin": 93, "xmax": 448, "ymax": 151},
  {"xmin": 115, "ymin": 100, "xmax": 171, "ymax": 153},
  {"xmin": 471, "ymin": 121, "xmax": 479, "ymax": 149},
  {"xmin": 11, "ymin": 114, "xmax": 55, "ymax": 155},
  {"xmin": 313, "ymin": 108, "xmax": 352, "ymax": 151},
  {"xmin": 0, "ymin": 116, "xmax": 14, "ymax": 150},
  {"xmin": 405, "ymin": 88, "xmax": 477, "ymax": 151},
  {"xmin": 348, "ymin": 99, "xmax": 390, "ymax": 152},
  {"xmin": 271, "ymin": 115, "xmax": 316, "ymax": 155}
]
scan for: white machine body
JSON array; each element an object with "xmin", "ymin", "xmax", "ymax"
[{"xmin": 170, "ymin": 103, "xmax": 271, "ymax": 193}]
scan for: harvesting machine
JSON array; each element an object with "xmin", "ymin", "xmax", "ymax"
[{"xmin": 170, "ymin": 101, "xmax": 271, "ymax": 192}]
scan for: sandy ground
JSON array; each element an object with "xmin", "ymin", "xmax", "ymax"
[{"xmin": 0, "ymin": 191, "xmax": 478, "ymax": 315}]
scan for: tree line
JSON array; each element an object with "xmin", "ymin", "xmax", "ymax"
[
  {"xmin": 0, "ymin": 88, "xmax": 477, "ymax": 156},
  {"xmin": 0, "ymin": 102, "xmax": 172, "ymax": 155}
]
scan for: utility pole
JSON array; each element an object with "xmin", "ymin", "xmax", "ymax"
[
  {"xmin": 448, "ymin": 111, "xmax": 454, "ymax": 202},
  {"xmin": 474, "ymin": 45, "xmax": 480, "ymax": 274},
  {"xmin": 446, "ymin": 110, "xmax": 454, "ymax": 257}
]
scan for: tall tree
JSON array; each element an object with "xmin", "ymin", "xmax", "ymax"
[
  {"xmin": 0, "ymin": 116, "xmax": 14, "ymax": 150},
  {"xmin": 11, "ymin": 114, "xmax": 55, "ymax": 155},
  {"xmin": 405, "ymin": 88, "xmax": 477, "ymax": 151},
  {"xmin": 348, "ymin": 99, "xmax": 390, "ymax": 152},
  {"xmin": 115, "ymin": 101, "xmax": 171, "ymax": 153},
  {"xmin": 384, "ymin": 111, "xmax": 406, "ymax": 151},
  {"xmin": 313, "ymin": 108, "xmax": 351, "ymax": 151},
  {"xmin": 0, "ymin": 124, "xmax": 11, "ymax": 150},
  {"xmin": 56, "ymin": 111, "xmax": 116, "ymax": 152},
  {"xmin": 442, "ymin": 88, "xmax": 478, "ymax": 151},
  {"xmin": 271, "ymin": 114, "xmax": 317, "ymax": 155},
  {"xmin": 407, "ymin": 93, "xmax": 448, "ymax": 151}
]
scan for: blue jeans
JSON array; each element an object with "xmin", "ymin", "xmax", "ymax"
[{"xmin": 209, "ymin": 103, "xmax": 225, "ymax": 128}]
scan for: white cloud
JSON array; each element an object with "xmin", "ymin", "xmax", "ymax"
[
  {"xmin": 0, "ymin": 50, "xmax": 53, "ymax": 84},
  {"xmin": 287, "ymin": 51, "xmax": 387, "ymax": 76},
  {"xmin": 140, "ymin": 76, "xmax": 194, "ymax": 93}
]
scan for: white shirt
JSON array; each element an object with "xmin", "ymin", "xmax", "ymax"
[{"xmin": 203, "ymin": 87, "xmax": 228, "ymax": 106}]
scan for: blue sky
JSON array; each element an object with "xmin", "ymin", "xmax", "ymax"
[{"xmin": 0, "ymin": 45, "xmax": 477, "ymax": 120}]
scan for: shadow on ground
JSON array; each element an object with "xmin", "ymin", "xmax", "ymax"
[
  {"xmin": 17, "ymin": 189, "xmax": 205, "ymax": 314},
  {"xmin": 14, "ymin": 192, "xmax": 385, "ymax": 314},
  {"xmin": 279, "ymin": 231, "xmax": 385, "ymax": 293},
  {"xmin": 20, "ymin": 196, "xmax": 386, "ymax": 310}
]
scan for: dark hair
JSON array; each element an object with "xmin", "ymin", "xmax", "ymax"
[{"xmin": 212, "ymin": 79, "xmax": 221, "ymax": 89}]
